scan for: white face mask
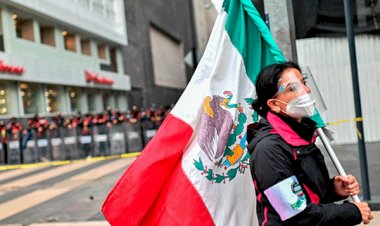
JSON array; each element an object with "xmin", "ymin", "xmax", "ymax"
[{"xmin": 280, "ymin": 94, "xmax": 316, "ymax": 119}]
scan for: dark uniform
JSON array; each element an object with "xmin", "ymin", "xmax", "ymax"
[{"xmin": 248, "ymin": 112, "xmax": 362, "ymax": 226}]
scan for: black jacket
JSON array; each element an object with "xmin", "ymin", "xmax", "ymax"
[{"xmin": 248, "ymin": 112, "xmax": 362, "ymax": 226}]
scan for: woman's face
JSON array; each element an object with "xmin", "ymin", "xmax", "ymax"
[{"xmin": 267, "ymin": 68, "xmax": 311, "ymax": 114}]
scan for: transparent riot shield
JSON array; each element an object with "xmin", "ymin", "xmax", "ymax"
[
  {"xmin": 124, "ymin": 122, "xmax": 143, "ymax": 153},
  {"xmin": 50, "ymin": 128, "xmax": 64, "ymax": 160},
  {"xmin": 62, "ymin": 127, "xmax": 78, "ymax": 160},
  {"xmin": 7, "ymin": 132, "xmax": 21, "ymax": 164},
  {"xmin": 37, "ymin": 130, "xmax": 51, "ymax": 162},
  {"xmin": 78, "ymin": 127, "xmax": 93, "ymax": 158},
  {"xmin": 109, "ymin": 123, "xmax": 126, "ymax": 155},
  {"xmin": 141, "ymin": 120, "xmax": 157, "ymax": 145},
  {"xmin": 93, "ymin": 124, "xmax": 110, "ymax": 156},
  {"xmin": 22, "ymin": 129, "xmax": 38, "ymax": 163}
]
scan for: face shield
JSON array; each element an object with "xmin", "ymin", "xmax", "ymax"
[
  {"xmin": 273, "ymin": 67, "xmax": 322, "ymax": 119},
  {"xmin": 301, "ymin": 66, "xmax": 332, "ymax": 138},
  {"xmin": 301, "ymin": 66, "xmax": 327, "ymax": 113}
]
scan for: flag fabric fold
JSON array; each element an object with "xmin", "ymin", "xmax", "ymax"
[{"xmin": 102, "ymin": 0, "xmax": 286, "ymax": 225}]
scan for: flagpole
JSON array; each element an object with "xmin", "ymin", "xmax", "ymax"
[
  {"xmin": 316, "ymin": 128, "xmax": 361, "ymax": 203},
  {"xmin": 343, "ymin": 0, "xmax": 371, "ymax": 201}
]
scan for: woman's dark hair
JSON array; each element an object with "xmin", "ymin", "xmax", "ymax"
[{"xmin": 252, "ymin": 61, "xmax": 301, "ymax": 117}]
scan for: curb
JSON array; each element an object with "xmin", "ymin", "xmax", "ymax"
[
  {"xmin": 0, "ymin": 221, "xmax": 109, "ymax": 226},
  {"xmin": 0, "ymin": 152, "xmax": 140, "ymax": 171},
  {"xmin": 368, "ymin": 196, "xmax": 380, "ymax": 211},
  {"xmin": 28, "ymin": 221, "xmax": 109, "ymax": 226}
]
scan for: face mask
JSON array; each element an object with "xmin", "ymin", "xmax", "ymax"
[{"xmin": 279, "ymin": 94, "xmax": 316, "ymax": 119}]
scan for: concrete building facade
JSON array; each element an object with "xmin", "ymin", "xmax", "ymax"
[
  {"xmin": 0, "ymin": 0, "xmax": 130, "ymax": 118},
  {"xmin": 192, "ymin": 0, "xmax": 218, "ymax": 59},
  {"xmin": 123, "ymin": 0, "xmax": 196, "ymax": 108}
]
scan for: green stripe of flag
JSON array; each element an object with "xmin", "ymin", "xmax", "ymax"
[
  {"xmin": 222, "ymin": 0, "xmax": 325, "ymax": 128},
  {"xmin": 223, "ymin": 0, "xmax": 286, "ymax": 83}
]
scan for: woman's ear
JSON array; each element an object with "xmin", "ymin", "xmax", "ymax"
[{"xmin": 267, "ymin": 99, "xmax": 281, "ymax": 113}]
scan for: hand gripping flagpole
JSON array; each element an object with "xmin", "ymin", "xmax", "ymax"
[{"xmin": 316, "ymin": 128, "xmax": 361, "ymax": 203}]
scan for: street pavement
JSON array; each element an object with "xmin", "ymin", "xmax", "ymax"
[
  {"xmin": 0, "ymin": 141, "xmax": 379, "ymax": 226},
  {"xmin": 0, "ymin": 157, "xmax": 136, "ymax": 226},
  {"xmin": 322, "ymin": 142, "xmax": 380, "ymax": 206},
  {"xmin": 323, "ymin": 142, "xmax": 380, "ymax": 225}
]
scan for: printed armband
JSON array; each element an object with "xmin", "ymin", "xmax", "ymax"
[{"xmin": 264, "ymin": 175, "xmax": 307, "ymax": 221}]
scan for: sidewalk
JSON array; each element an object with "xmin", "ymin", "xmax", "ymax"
[
  {"xmin": 29, "ymin": 222, "xmax": 109, "ymax": 226},
  {"xmin": 323, "ymin": 142, "xmax": 380, "ymax": 205},
  {"xmin": 0, "ymin": 221, "xmax": 109, "ymax": 226},
  {"xmin": 1, "ymin": 212, "xmax": 380, "ymax": 226},
  {"xmin": 360, "ymin": 210, "xmax": 380, "ymax": 225},
  {"xmin": 0, "ymin": 222, "xmax": 108, "ymax": 226}
]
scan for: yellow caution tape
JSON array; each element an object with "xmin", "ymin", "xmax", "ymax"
[
  {"xmin": 326, "ymin": 117, "xmax": 363, "ymax": 126},
  {"xmin": 0, "ymin": 152, "xmax": 141, "ymax": 171},
  {"xmin": 326, "ymin": 117, "xmax": 364, "ymax": 140}
]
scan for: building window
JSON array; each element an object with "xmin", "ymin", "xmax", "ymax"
[
  {"xmin": 14, "ymin": 16, "xmax": 35, "ymax": 41},
  {"xmin": 80, "ymin": 38, "xmax": 91, "ymax": 56},
  {"xmin": 97, "ymin": 44, "xmax": 107, "ymax": 59},
  {"xmin": 20, "ymin": 83, "xmax": 41, "ymax": 114},
  {"xmin": 40, "ymin": 26, "xmax": 55, "ymax": 47},
  {"xmin": 78, "ymin": 0, "xmax": 90, "ymax": 8},
  {"xmin": 102, "ymin": 93, "xmax": 113, "ymax": 110},
  {"xmin": 87, "ymin": 92, "xmax": 97, "ymax": 112},
  {"xmin": 115, "ymin": 93, "xmax": 127, "ymax": 111},
  {"xmin": 92, "ymin": 0, "xmax": 105, "ymax": 15},
  {"xmin": 149, "ymin": 26, "xmax": 187, "ymax": 89},
  {"xmin": 0, "ymin": 85, "xmax": 9, "ymax": 115},
  {"xmin": 100, "ymin": 47, "xmax": 117, "ymax": 72},
  {"xmin": 106, "ymin": 0, "xmax": 115, "ymax": 20},
  {"xmin": 69, "ymin": 87, "xmax": 81, "ymax": 113},
  {"xmin": 45, "ymin": 85, "xmax": 61, "ymax": 113},
  {"xmin": 0, "ymin": 10, "xmax": 4, "ymax": 51},
  {"xmin": 63, "ymin": 32, "xmax": 76, "ymax": 52}
]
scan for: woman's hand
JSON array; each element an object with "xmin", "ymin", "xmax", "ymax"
[
  {"xmin": 334, "ymin": 174, "xmax": 360, "ymax": 197},
  {"xmin": 352, "ymin": 202, "xmax": 374, "ymax": 224}
]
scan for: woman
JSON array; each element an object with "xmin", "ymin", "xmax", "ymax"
[{"xmin": 248, "ymin": 62, "xmax": 373, "ymax": 225}]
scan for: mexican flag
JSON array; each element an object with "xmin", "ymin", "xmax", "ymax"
[{"xmin": 102, "ymin": 0, "xmax": 285, "ymax": 225}]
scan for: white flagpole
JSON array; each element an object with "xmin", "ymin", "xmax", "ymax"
[{"xmin": 316, "ymin": 128, "xmax": 361, "ymax": 203}]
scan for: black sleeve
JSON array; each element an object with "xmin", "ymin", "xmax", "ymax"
[
  {"xmin": 252, "ymin": 140, "xmax": 294, "ymax": 189},
  {"xmin": 252, "ymin": 138, "xmax": 362, "ymax": 226},
  {"xmin": 287, "ymin": 202, "xmax": 362, "ymax": 225},
  {"xmin": 325, "ymin": 177, "xmax": 350, "ymax": 202}
]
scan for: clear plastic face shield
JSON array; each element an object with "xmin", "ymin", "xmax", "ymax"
[
  {"xmin": 301, "ymin": 66, "xmax": 327, "ymax": 112},
  {"xmin": 273, "ymin": 67, "xmax": 326, "ymax": 119}
]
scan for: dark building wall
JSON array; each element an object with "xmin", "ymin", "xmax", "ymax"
[
  {"xmin": 252, "ymin": 0, "xmax": 380, "ymax": 39},
  {"xmin": 123, "ymin": 0, "xmax": 194, "ymax": 109}
]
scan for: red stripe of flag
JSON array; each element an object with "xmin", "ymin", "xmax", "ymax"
[{"xmin": 102, "ymin": 114, "xmax": 214, "ymax": 225}]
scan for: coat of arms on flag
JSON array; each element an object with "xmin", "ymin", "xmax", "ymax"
[{"xmin": 194, "ymin": 91, "xmax": 252, "ymax": 184}]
